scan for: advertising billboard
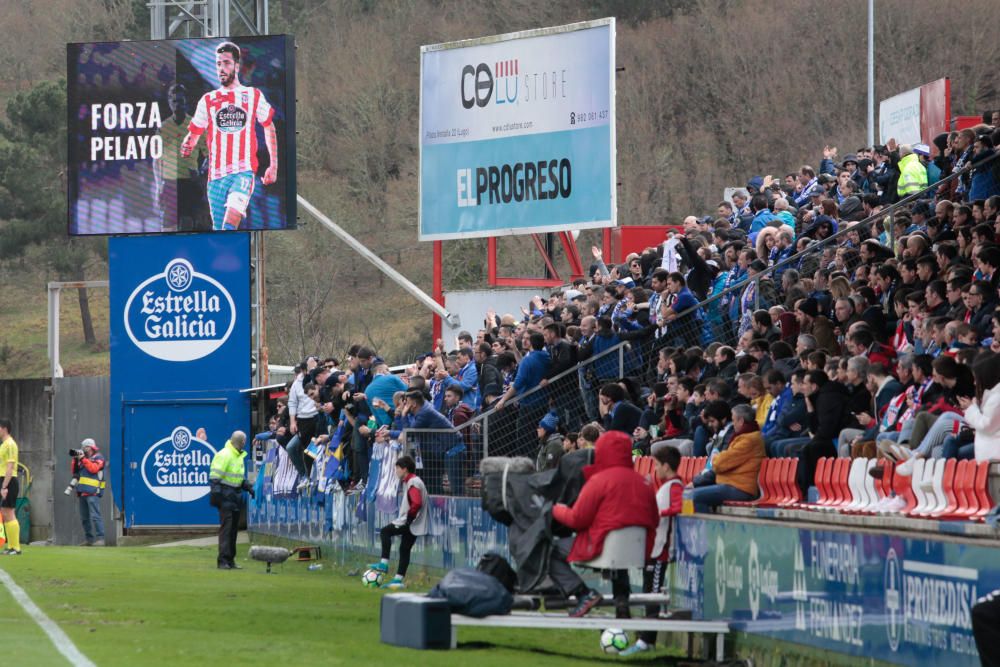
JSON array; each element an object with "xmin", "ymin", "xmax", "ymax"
[
  {"xmin": 675, "ymin": 516, "xmax": 997, "ymax": 666},
  {"xmin": 109, "ymin": 233, "xmax": 251, "ymax": 526},
  {"xmin": 68, "ymin": 35, "xmax": 295, "ymax": 235},
  {"xmin": 879, "ymin": 78, "xmax": 950, "ymax": 148},
  {"xmin": 419, "ymin": 19, "xmax": 615, "ymax": 241}
]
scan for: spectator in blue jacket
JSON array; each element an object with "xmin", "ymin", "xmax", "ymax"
[
  {"xmin": 442, "ymin": 347, "xmax": 480, "ymax": 410},
  {"xmin": 496, "ymin": 332, "xmax": 551, "ymax": 457},
  {"xmin": 764, "ymin": 369, "xmax": 810, "ymax": 457},
  {"xmin": 748, "ymin": 194, "xmax": 776, "ymax": 239},
  {"xmin": 395, "ymin": 390, "xmax": 463, "ymax": 495},
  {"xmin": 364, "ymin": 364, "xmax": 408, "ymax": 426},
  {"xmin": 969, "ymin": 136, "xmax": 1000, "ymax": 201}
]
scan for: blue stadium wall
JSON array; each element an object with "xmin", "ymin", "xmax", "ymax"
[{"xmin": 249, "ymin": 494, "xmax": 998, "ymax": 666}]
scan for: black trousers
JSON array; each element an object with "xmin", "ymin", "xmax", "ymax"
[
  {"xmin": 299, "ymin": 415, "xmax": 320, "ymax": 476},
  {"xmin": 798, "ymin": 439, "xmax": 834, "ymax": 495},
  {"xmin": 380, "ymin": 524, "xmax": 416, "ymax": 576},
  {"xmin": 973, "ymin": 589, "xmax": 1000, "ymax": 667},
  {"xmin": 218, "ymin": 506, "xmax": 240, "ymax": 566},
  {"xmin": 638, "ymin": 560, "xmax": 669, "ymax": 645}
]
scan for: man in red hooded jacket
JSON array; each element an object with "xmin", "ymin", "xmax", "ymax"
[{"xmin": 552, "ymin": 431, "xmax": 659, "ymax": 618}]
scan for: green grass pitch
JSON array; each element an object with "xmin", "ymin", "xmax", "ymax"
[{"xmin": 0, "ymin": 544, "xmax": 679, "ymax": 665}]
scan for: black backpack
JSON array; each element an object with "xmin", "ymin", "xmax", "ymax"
[{"xmin": 476, "ymin": 552, "xmax": 517, "ymax": 593}]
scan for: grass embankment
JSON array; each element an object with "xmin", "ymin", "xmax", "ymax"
[{"xmin": 0, "ymin": 269, "xmax": 109, "ymax": 378}]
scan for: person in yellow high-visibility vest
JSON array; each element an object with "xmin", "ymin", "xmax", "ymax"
[
  {"xmin": 0, "ymin": 419, "xmax": 20, "ymax": 556},
  {"xmin": 209, "ymin": 431, "xmax": 252, "ymax": 570}
]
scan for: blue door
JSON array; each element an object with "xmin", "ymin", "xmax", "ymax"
[{"xmin": 123, "ymin": 398, "xmax": 238, "ymax": 527}]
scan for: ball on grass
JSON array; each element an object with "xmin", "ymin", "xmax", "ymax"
[
  {"xmin": 599, "ymin": 628, "xmax": 629, "ymax": 654},
  {"xmin": 361, "ymin": 569, "xmax": 384, "ymax": 588}
]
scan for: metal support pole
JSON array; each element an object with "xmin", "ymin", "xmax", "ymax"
[
  {"xmin": 297, "ymin": 195, "xmax": 459, "ymax": 327},
  {"xmin": 754, "ymin": 275, "xmax": 760, "ymax": 311},
  {"xmin": 867, "ymin": 0, "xmax": 875, "ymax": 146},
  {"xmin": 47, "ymin": 286, "xmax": 62, "ymax": 379},
  {"xmin": 434, "ymin": 240, "xmax": 444, "ymax": 342},
  {"xmin": 618, "ymin": 346, "xmax": 624, "ymax": 378},
  {"xmin": 481, "ymin": 416, "xmax": 488, "ymax": 460}
]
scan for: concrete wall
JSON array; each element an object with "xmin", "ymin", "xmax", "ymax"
[
  {"xmin": 0, "ymin": 379, "xmax": 54, "ymax": 542},
  {"xmin": 51, "ymin": 376, "xmax": 116, "ymax": 546},
  {"xmin": 0, "ymin": 377, "xmax": 115, "ymax": 545}
]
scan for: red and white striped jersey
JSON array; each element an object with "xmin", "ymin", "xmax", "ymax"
[{"xmin": 188, "ymin": 84, "xmax": 274, "ymax": 182}]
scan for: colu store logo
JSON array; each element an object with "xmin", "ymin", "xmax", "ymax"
[
  {"xmin": 460, "ymin": 59, "xmax": 567, "ymax": 109},
  {"xmin": 124, "ymin": 258, "xmax": 236, "ymax": 362},
  {"xmin": 141, "ymin": 427, "xmax": 217, "ymax": 502}
]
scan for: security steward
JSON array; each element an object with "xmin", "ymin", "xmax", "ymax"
[{"xmin": 209, "ymin": 431, "xmax": 253, "ymax": 569}]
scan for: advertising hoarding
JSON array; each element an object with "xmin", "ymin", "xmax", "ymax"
[
  {"xmin": 879, "ymin": 78, "xmax": 950, "ymax": 148},
  {"xmin": 419, "ymin": 19, "xmax": 615, "ymax": 240},
  {"xmin": 110, "ymin": 233, "xmax": 251, "ymax": 526},
  {"xmin": 675, "ymin": 516, "xmax": 997, "ymax": 666},
  {"xmin": 68, "ymin": 35, "xmax": 295, "ymax": 235}
]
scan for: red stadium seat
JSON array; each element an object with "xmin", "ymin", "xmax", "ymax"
[
  {"xmin": 779, "ymin": 458, "xmax": 802, "ymax": 506},
  {"xmin": 940, "ymin": 459, "xmax": 976, "ymax": 519},
  {"xmin": 974, "ymin": 461, "xmax": 993, "ymax": 520},
  {"xmin": 893, "ymin": 458, "xmax": 918, "ymax": 515},
  {"xmin": 830, "ymin": 458, "xmax": 851, "ymax": 509},
  {"xmin": 678, "ymin": 457, "xmax": 692, "ymax": 485},
  {"xmin": 811, "ymin": 457, "xmax": 832, "ymax": 507}
]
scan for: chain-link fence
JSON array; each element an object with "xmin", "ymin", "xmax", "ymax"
[{"xmin": 404, "ymin": 151, "xmax": 1000, "ymax": 497}]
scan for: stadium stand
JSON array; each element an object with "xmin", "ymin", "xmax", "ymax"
[{"xmin": 258, "ymin": 125, "xmax": 1000, "ymax": 533}]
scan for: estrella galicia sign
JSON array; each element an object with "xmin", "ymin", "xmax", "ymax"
[
  {"xmin": 123, "ymin": 257, "xmax": 236, "ymax": 362},
  {"xmin": 141, "ymin": 426, "xmax": 217, "ymax": 502}
]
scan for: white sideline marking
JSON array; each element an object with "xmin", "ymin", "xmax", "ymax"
[{"xmin": 0, "ymin": 566, "xmax": 97, "ymax": 667}]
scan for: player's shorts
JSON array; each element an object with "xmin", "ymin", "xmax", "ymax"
[
  {"xmin": 1, "ymin": 477, "xmax": 18, "ymax": 509},
  {"xmin": 207, "ymin": 171, "xmax": 255, "ymax": 230}
]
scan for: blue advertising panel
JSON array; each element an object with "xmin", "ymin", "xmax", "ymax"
[
  {"xmin": 419, "ymin": 19, "xmax": 615, "ymax": 240},
  {"xmin": 674, "ymin": 516, "xmax": 999, "ymax": 666},
  {"xmin": 248, "ymin": 490, "xmax": 509, "ymax": 572},
  {"xmin": 110, "ymin": 233, "xmax": 250, "ymax": 526}
]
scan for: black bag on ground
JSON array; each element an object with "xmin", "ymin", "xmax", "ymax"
[
  {"xmin": 428, "ymin": 568, "xmax": 513, "ymax": 617},
  {"xmin": 476, "ymin": 552, "xmax": 517, "ymax": 593}
]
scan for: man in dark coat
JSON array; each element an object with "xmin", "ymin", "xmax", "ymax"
[
  {"xmin": 599, "ymin": 383, "xmax": 643, "ymax": 435},
  {"xmin": 797, "ymin": 370, "xmax": 851, "ymax": 494}
]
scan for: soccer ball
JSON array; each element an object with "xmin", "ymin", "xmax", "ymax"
[
  {"xmin": 361, "ymin": 569, "xmax": 384, "ymax": 588},
  {"xmin": 599, "ymin": 628, "xmax": 629, "ymax": 654}
]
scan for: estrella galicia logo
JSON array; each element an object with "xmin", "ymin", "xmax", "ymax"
[
  {"xmin": 215, "ymin": 104, "xmax": 247, "ymax": 132},
  {"xmin": 141, "ymin": 426, "xmax": 217, "ymax": 502},
  {"xmin": 884, "ymin": 547, "xmax": 903, "ymax": 651},
  {"xmin": 124, "ymin": 258, "xmax": 236, "ymax": 362}
]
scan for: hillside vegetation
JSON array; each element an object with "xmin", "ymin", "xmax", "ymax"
[{"xmin": 0, "ymin": 0, "xmax": 997, "ymax": 376}]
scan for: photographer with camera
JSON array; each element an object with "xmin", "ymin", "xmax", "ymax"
[{"xmin": 70, "ymin": 439, "xmax": 106, "ymax": 546}]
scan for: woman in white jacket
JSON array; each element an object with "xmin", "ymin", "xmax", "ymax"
[{"xmin": 958, "ymin": 353, "xmax": 1000, "ymax": 461}]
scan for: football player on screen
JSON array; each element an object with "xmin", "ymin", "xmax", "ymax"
[{"xmin": 181, "ymin": 41, "xmax": 278, "ymax": 231}]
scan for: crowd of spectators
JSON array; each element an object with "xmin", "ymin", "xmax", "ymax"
[{"xmin": 262, "ymin": 115, "xmax": 1000, "ymax": 514}]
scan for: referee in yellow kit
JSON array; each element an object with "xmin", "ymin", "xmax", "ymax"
[{"xmin": 0, "ymin": 419, "xmax": 21, "ymax": 555}]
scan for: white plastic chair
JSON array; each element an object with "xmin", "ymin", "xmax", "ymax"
[
  {"xmin": 842, "ymin": 458, "xmax": 866, "ymax": 512},
  {"xmin": 578, "ymin": 527, "xmax": 648, "ymax": 570},
  {"xmin": 910, "ymin": 459, "xmax": 929, "ymax": 515},
  {"xmin": 925, "ymin": 458, "xmax": 947, "ymax": 516},
  {"xmin": 859, "ymin": 459, "xmax": 878, "ymax": 512}
]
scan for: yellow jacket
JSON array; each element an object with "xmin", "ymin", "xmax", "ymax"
[{"xmin": 712, "ymin": 428, "xmax": 765, "ymax": 497}]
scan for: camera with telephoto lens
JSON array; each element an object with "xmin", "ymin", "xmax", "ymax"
[
  {"xmin": 69, "ymin": 448, "xmax": 84, "ymax": 458},
  {"xmin": 64, "ymin": 478, "xmax": 79, "ymax": 495}
]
